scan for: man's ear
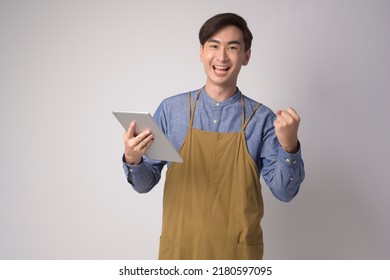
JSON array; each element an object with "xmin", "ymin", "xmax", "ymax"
[
  {"xmin": 243, "ymin": 48, "xmax": 251, "ymax": 66},
  {"xmin": 200, "ymin": 45, "xmax": 204, "ymax": 63}
]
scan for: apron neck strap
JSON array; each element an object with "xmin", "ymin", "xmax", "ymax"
[
  {"xmin": 188, "ymin": 89, "xmax": 202, "ymax": 128},
  {"xmin": 242, "ymin": 102, "xmax": 262, "ymax": 131}
]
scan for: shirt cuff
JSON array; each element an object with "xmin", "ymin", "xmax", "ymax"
[
  {"xmin": 278, "ymin": 141, "xmax": 302, "ymax": 171},
  {"xmin": 122, "ymin": 154, "xmax": 145, "ymax": 177}
]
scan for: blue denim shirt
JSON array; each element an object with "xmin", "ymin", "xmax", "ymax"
[{"xmin": 123, "ymin": 88, "xmax": 305, "ymax": 202}]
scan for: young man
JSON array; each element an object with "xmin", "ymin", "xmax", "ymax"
[{"xmin": 122, "ymin": 13, "xmax": 305, "ymax": 260}]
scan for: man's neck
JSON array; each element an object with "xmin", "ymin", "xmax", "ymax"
[{"xmin": 204, "ymin": 83, "xmax": 237, "ymax": 102}]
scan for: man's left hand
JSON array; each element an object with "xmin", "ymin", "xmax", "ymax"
[{"xmin": 274, "ymin": 107, "xmax": 300, "ymax": 153}]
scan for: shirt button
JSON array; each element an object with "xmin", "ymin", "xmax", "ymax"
[
  {"xmin": 290, "ymin": 177, "xmax": 293, "ymax": 181},
  {"xmin": 292, "ymin": 160, "xmax": 297, "ymax": 165},
  {"xmin": 216, "ymin": 102, "xmax": 220, "ymax": 107},
  {"xmin": 213, "ymin": 120, "xmax": 218, "ymax": 124},
  {"xmin": 285, "ymin": 158, "xmax": 291, "ymax": 163}
]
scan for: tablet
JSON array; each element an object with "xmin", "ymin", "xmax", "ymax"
[{"xmin": 112, "ymin": 111, "xmax": 183, "ymax": 163}]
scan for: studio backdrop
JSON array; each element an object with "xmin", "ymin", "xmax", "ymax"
[{"xmin": 1, "ymin": 0, "xmax": 389, "ymax": 259}]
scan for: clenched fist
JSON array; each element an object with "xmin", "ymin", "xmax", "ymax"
[{"xmin": 274, "ymin": 107, "xmax": 300, "ymax": 153}]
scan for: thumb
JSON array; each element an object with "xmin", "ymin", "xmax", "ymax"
[{"xmin": 126, "ymin": 121, "xmax": 136, "ymax": 137}]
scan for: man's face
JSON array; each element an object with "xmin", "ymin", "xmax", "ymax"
[{"xmin": 200, "ymin": 25, "xmax": 251, "ymax": 89}]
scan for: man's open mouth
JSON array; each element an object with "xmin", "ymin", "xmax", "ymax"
[{"xmin": 213, "ymin": 65, "xmax": 230, "ymax": 72}]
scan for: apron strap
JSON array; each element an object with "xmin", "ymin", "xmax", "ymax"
[
  {"xmin": 242, "ymin": 102, "xmax": 262, "ymax": 131},
  {"xmin": 187, "ymin": 91, "xmax": 192, "ymax": 126},
  {"xmin": 188, "ymin": 89, "xmax": 202, "ymax": 128},
  {"xmin": 240, "ymin": 93, "xmax": 245, "ymax": 128}
]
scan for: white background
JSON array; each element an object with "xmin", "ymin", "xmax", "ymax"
[{"xmin": 1, "ymin": 0, "xmax": 389, "ymax": 259}]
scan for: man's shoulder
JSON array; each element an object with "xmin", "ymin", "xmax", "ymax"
[
  {"xmin": 241, "ymin": 94, "xmax": 274, "ymax": 116},
  {"xmin": 160, "ymin": 90, "xmax": 189, "ymax": 105},
  {"xmin": 163, "ymin": 89, "xmax": 201, "ymax": 101},
  {"xmin": 157, "ymin": 89, "xmax": 200, "ymax": 117},
  {"xmin": 160, "ymin": 89, "xmax": 200, "ymax": 108}
]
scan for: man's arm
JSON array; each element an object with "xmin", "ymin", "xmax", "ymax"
[
  {"xmin": 122, "ymin": 121, "xmax": 165, "ymax": 193},
  {"xmin": 122, "ymin": 155, "xmax": 165, "ymax": 193},
  {"xmin": 260, "ymin": 107, "xmax": 305, "ymax": 202}
]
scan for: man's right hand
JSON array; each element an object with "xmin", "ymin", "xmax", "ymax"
[{"xmin": 123, "ymin": 121, "xmax": 154, "ymax": 165}]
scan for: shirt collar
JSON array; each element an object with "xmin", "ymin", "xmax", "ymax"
[{"xmin": 200, "ymin": 87, "xmax": 242, "ymax": 107}]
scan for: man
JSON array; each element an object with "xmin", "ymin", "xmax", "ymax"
[{"xmin": 122, "ymin": 13, "xmax": 305, "ymax": 260}]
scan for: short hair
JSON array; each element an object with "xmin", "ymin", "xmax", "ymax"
[{"xmin": 199, "ymin": 13, "xmax": 253, "ymax": 52}]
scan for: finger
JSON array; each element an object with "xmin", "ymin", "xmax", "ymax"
[
  {"xmin": 286, "ymin": 107, "xmax": 300, "ymax": 121},
  {"xmin": 274, "ymin": 111, "xmax": 284, "ymax": 127},
  {"xmin": 275, "ymin": 110, "xmax": 290, "ymax": 123},
  {"xmin": 135, "ymin": 129, "xmax": 152, "ymax": 143},
  {"xmin": 274, "ymin": 110, "xmax": 290, "ymax": 126},
  {"xmin": 280, "ymin": 110, "xmax": 294, "ymax": 122},
  {"xmin": 144, "ymin": 134, "xmax": 154, "ymax": 150},
  {"xmin": 138, "ymin": 133, "xmax": 154, "ymax": 151}
]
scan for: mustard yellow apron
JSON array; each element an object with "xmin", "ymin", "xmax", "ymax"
[{"xmin": 158, "ymin": 90, "xmax": 263, "ymax": 260}]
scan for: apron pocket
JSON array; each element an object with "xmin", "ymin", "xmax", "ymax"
[
  {"xmin": 158, "ymin": 237, "xmax": 180, "ymax": 260},
  {"xmin": 234, "ymin": 243, "xmax": 263, "ymax": 260}
]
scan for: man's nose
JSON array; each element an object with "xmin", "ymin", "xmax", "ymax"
[{"xmin": 217, "ymin": 47, "xmax": 228, "ymax": 62}]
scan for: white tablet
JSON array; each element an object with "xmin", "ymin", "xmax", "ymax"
[{"xmin": 112, "ymin": 111, "xmax": 183, "ymax": 163}]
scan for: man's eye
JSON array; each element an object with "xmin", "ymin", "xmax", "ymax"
[{"xmin": 210, "ymin": 45, "xmax": 218, "ymax": 49}]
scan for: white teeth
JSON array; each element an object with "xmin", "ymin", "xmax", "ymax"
[{"xmin": 214, "ymin": 65, "xmax": 229, "ymax": 70}]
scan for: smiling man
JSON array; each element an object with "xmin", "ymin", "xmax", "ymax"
[{"xmin": 122, "ymin": 13, "xmax": 305, "ymax": 260}]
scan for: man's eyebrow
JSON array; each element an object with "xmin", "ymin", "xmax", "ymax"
[
  {"xmin": 207, "ymin": 39, "xmax": 241, "ymax": 45},
  {"xmin": 227, "ymin": 40, "xmax": 241, "ymax": 45},
  {"xmin": 207, "ymin": 39, "xmax": 220, "ymax": 44}
]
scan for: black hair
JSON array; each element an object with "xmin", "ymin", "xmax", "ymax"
[{"xmin": 199, "ymin": 13, "xmax": 253, "ymax": 52}]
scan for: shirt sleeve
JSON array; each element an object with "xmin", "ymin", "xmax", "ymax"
[
  {"xmin": 121, "ymin": 101, "xmax": 168, "ymax": 193},
  {"xmin": 122, "ymin": 154, "xmax": 166, "ymax": 193},
  {"xmin": 259, "ymin": 114, "xmax": 305, "ymax": 202}
]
